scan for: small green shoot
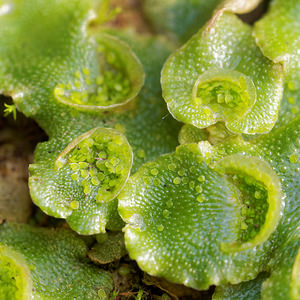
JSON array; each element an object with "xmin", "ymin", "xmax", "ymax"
[{"xmin": 3, "ymin": 103, "xmax": 17, "ymax": 120}]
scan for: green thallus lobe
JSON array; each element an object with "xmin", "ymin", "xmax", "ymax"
[
  {"xmin": 161, "ymin": 12, "xmax": 283, "ymax": 134},
  {"xmin": 119, "ymin": 143, "xmax": 240, "ymax": 289},
  {"xmin": 178, "ymin": 122, "xmax": 234, "ymax": 146},
  {"xmin": 253, "ymin": 0, "xmax": 300, "ymax": 79},
  {"xmin": 88, "ymin": 231, "xmax": 127, "ymax": 265},
  {"xmin": 55, "ymin": 127, "xmax": 133, "ymax": 203},
  {"xmin": 0, "ymin": 223, "xmax": 113, "ymax": 299},
  {"xmin": 54, "ymin": 33, "xmax": 145, "ymax": 110},
  {"xmin": 253, "ymin": 0, "xmax": 300, "ymax": 132},
  {"xmin": 142, "ymin": 0, "xmax": 261, "ymax": 43},
  {"xmin": 118, "ymin": 143, "xmax": 283, "ymax": 289}
]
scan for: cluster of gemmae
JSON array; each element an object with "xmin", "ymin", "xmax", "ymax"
[
  {"xmin": 55, "ymin": 127, "xmax": 132, "ymax": 204},
  {"xmin": 0, "ymin": 0, "xmax": 299, "ymax": 299}
]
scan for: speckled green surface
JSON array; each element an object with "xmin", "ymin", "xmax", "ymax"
[
  {"xmin": 0, "ymin": 0, "xmax": 180, "ymax": 234},
  {"xmin": 213, "ymin": 272, "xmax": 268, "ymax": 300},
  {"xmin": 262, "ymin": 237, "xmax": 300, "ymax": 300},
  {"xmin": 162, "ymin": 12, "xmax": 283, "ymax": 134},
  {"xmin": 254, "ymin": 0, "xmax": 300, "ymax": 131},
  {"xmin": 254, "ymin": 0, "xmax": 300, "ymax": 78},
  {"xmin": 119, "ymin": 114, "xmax": 299, "ymax": 290},
  {"xmin": 88, "ymin": 231, "xmax": 127, "ymax": 264},
  {"xmin": 118, "ymin": 141, "xmax": 286, "ymax": 289},
  {"xmin": 213, "ymin": 239, "xmax": 300, "ymax": 300},
  {"xmin": 119, "ymin": 143, "xmax": 243, "ymax": 289},
  {"xmin": 178, "ymin": 124, "xmax": 208, "ymax": 145},
  {"xmin": 0, "ymin": 0, "xmax": 299, "ymax": 297},
  {"xmin": 143, "ymin": 0, "xmax": 222, "ymax": 43},
  {"xmin": 143, "ymin": 0, "xmax": 261, "ymax": 43},
  {"xmin": 0, "ymin": 223, "xmax": 113, "ymax": 299}
]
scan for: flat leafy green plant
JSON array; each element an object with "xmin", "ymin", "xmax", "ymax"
[{"xmin": 0, "ymin": 0, "xmax": 299, "ymax": 299}]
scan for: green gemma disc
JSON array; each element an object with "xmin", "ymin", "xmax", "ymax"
[
  {"xmin": 213, "ymin": 155, "xmax": 283, "ymax": 252},
  {"xmin": 0, "ymin": 246, "xmax": 32, "ymax": 300},
  {"xmin": 192, "ymin": 69, "xmax": 256, "ymax": 123},
  {"xmin": 54, "ymin": 33, "xmax": 145, "ymax": 110},
  {"xmin": 55, "ymin": 127, "xmax": 133, "ymax": 203}
]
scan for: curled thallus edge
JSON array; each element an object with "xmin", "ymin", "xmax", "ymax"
[
  {"xmin": 252, "ymin": 0, "xmax": 296, "ymax": 66},
  {"xmin": 219, "ymin": 0, "xmax": 262, "ymax": 14},
  {"xmin": 208, "ymin": 0, "xmax": 263, "ymax": 30},
  {"xmin": 212, "ymin": 154, "xmax": 284, "ymax": 252}
]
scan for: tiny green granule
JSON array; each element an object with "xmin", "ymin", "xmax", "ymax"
[
  {"xmin": 197, "ymin": 175, "xmax": 205, "ymax": 182},
  {"xmin": 70, "ymin": 201, "xmax": 79, "ymax": 210},
  {"xmin": 150, "ymin": 168, "xmax": 158, "ymax": 176},
  {"xmin": 173, "ymin": 177, "xmax": 181, "ymax": 185},
  {"xmin": 289, "ymin": 153, "xmax": 298, "ymax": 163},
  {"xmin": 137, "ymin": 149, "xmax": 146, "ymax": 158},
  {"xmin": 168, "ymin": 163, "xmax": 177, "ymax": 171},
  {"xmin": 157, "ymin": 224, "xmax": 164, "ymax": 232},
  {"xmin": 163, "ymin": 209, "xmax": 170, "ymax": 218},
  {"xmin": 195, "ymin": 185, "xmax": 203, "ymax": 193}
]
